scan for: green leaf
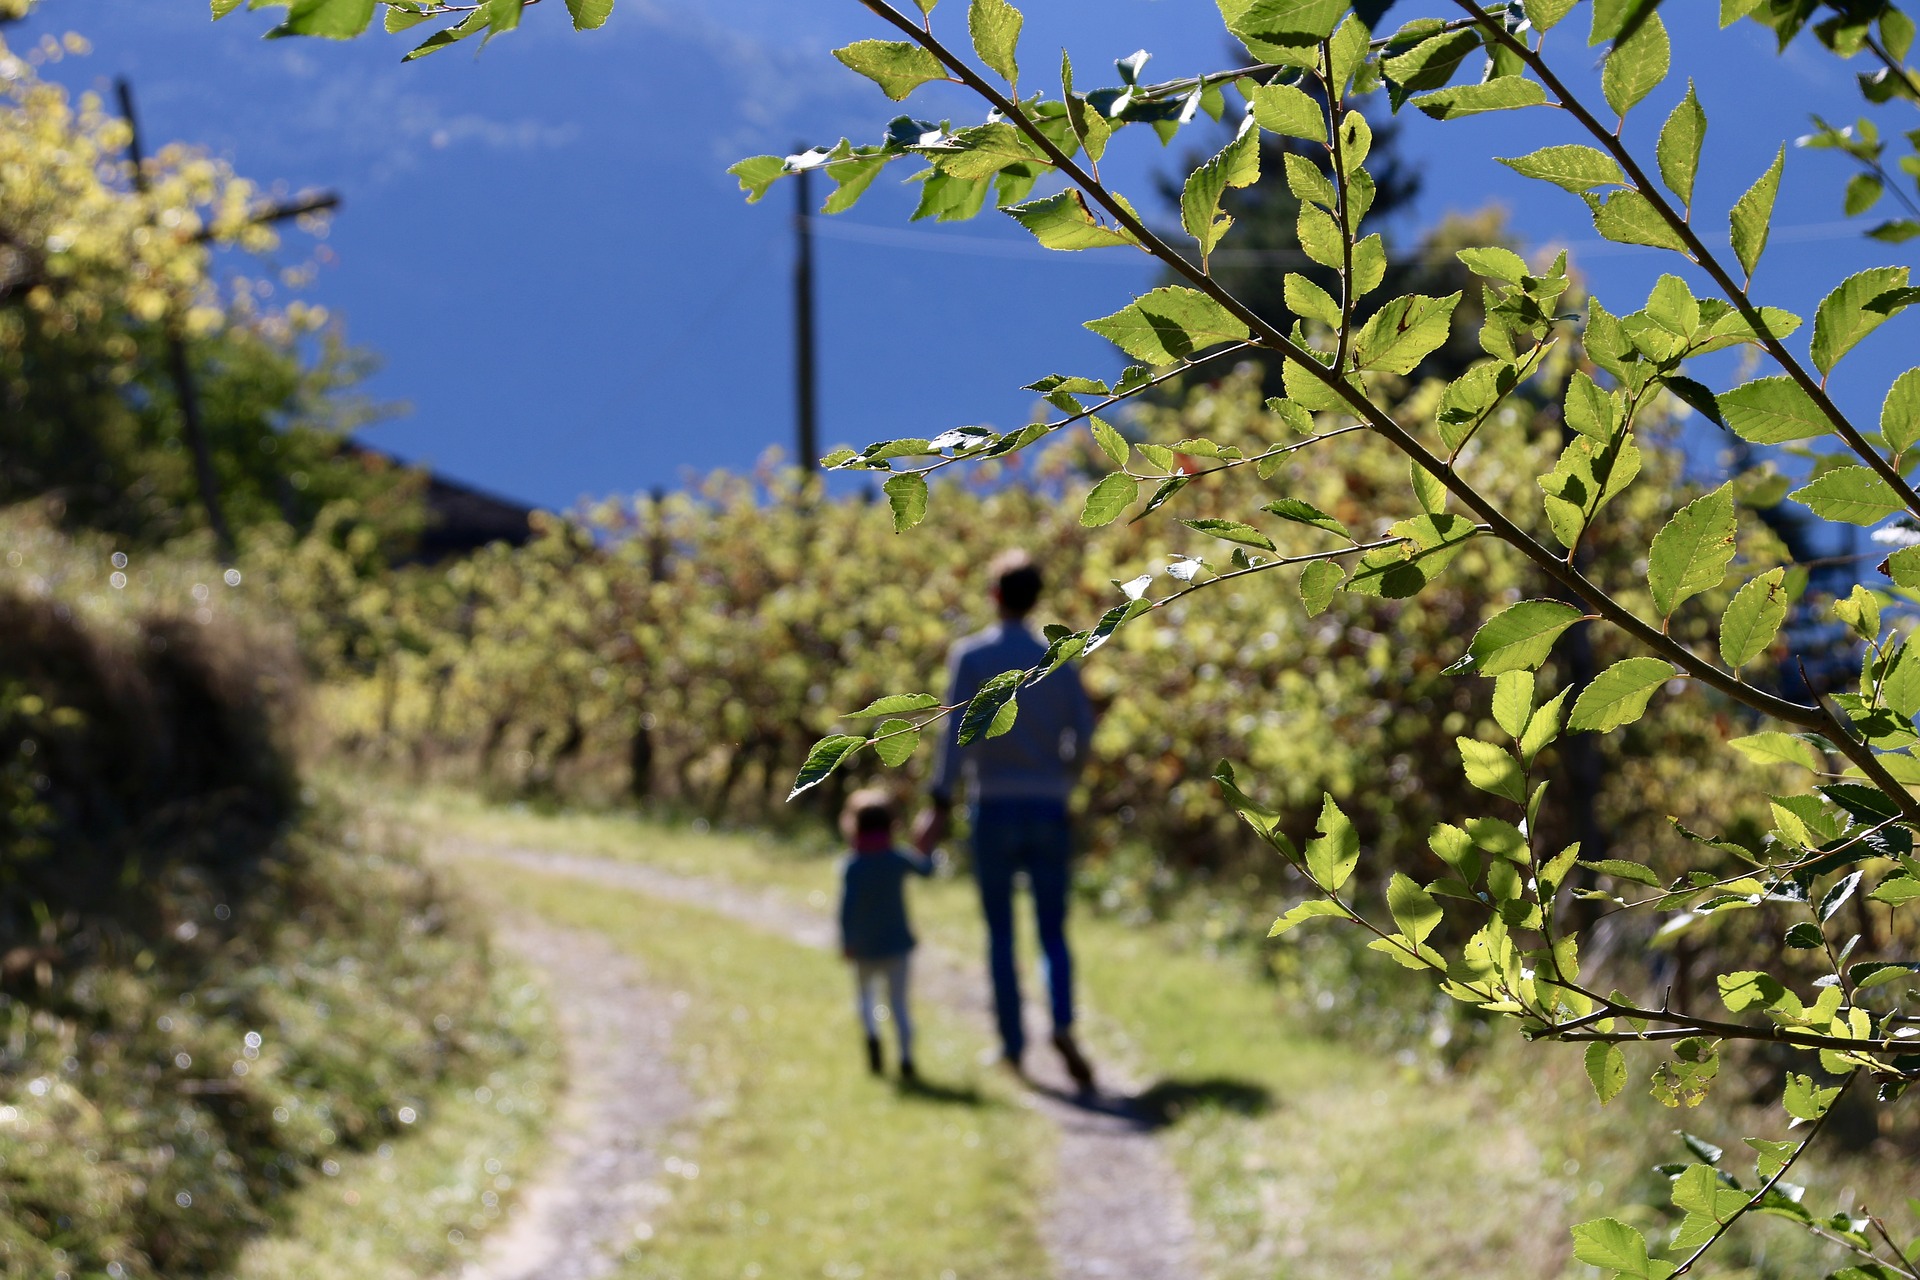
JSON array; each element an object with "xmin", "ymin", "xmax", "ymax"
[
  {"xmin": 1647, "ymin": 484, "xmax": 1736, "ymax": 619},
  {"xmin": 1789, "ymin": 465, "xmax": 1904, "ymax": 525},
  {"xmin": 1728, "ymin": 731, "xmax": 1821, "ymax": 770},
  {"xmin": 872, "ymin": 718, "xmax": 921, "ymax": 767},
  {"xmin": 1578, "ymin": 857, "xmax": 1662, "ymax": 887},
  {"xmin": 1590, "ymin": 0, "xmax": 1663, "ymax": 43},
  {"xmin": 728, "ymin": 156, "xmax": 787, "ymax": 204},
  {"xmin": 1183, "ymin": 116, "xmax": 1261, "ymax": 256},
  {"xmin": 1717, "ymin": 376, "xmax": 1829, "ymax": 444},
  {"xmin": 1219, "ymin": 0, "xmax": 1345, "ymax": 43},
  {"xmin": 1346, "ymin": 513, "xmax": 1477, "ymax": 599},
  {"xmin": 1090, "ymin": 417, "xmax": 1129, "ymax": 467},
  {"xmin": 1248, "ymin": 81, "xmax": 1327, "ymax": 143},
  {"xmin": 1303, "ymin": 793, "xmax": 1360, "ymax": 891},
  {"xmin": 1601, "ymin": 11, "xmax": 1669, "ymax": 118},
  {"xmin": 1585, "ymin": 1043, "xmax": 1628, "ymax": 1104},
  {"xmin": 1782, "ymin": 1072, "xmax": 1840, "ymax": 1122},
  {"xmin": 883, "ymin": 472, "xmax": 929, "ymax": 532},
  {"xmin": 1457, "ymin": 246, "xmax": 1531, "ymax": 284},
  {"xmin": 271, "ymin": 0, "xmax": 377, "ymax": 38},
  {"xmin": 1412, "ymin": 78, "xmax": 1548, "ymax": 119},
  {"xmin": 1656, "ymin": 81, "xmax": 1705, "ymax": 205},
  {"xmin": 1458, "ymin": 737, "xmax": 1526, "ymax": 804},
  {"xmin": 1729, "ymin": 146, "xmax": 1784, "ymax": 279},
  {"xmin": 1812, "ymin": 265, "xmax": 1910, "ymax": 376},
  {"xmin": 1492, "ymin": 671, "xmax": 1535, "ymax": 738},
  {"xmin": 1570, "ymin": 1218, "xmax": 1655, "ymax": 1277},
  {"xmin": 1268, "ymin": 899, "xmax": 1345, "ymax": 937},
  {"xmin": 1350, "ymin": 294, "xmax": 1462, "ymax": 374},
  {"xmin": 1569, "ymin": 658, "xmax": 1675, "ymax": 732},
  {"xmin": 1585, "ymin": 189, "xmax": 1688, "ymax": 252},
  {"xmin": 1451, "ymin": 600, "xmax": 1585, "ymax": 676},
  {"xmin": 1085, "ymin": 286, "xmax": 1250, "ymax": 364},
  {"xmin": 1524, "ymin": 0, "xmax": 1578, "ymax": 31},
  {"xmin": 1383, "ymin": 27, "xmax": 1480, "ymax": 101},
  {"xmin": 1181, "ymin": 518, "xmax": 1275, "ymax": 551},
  {"xmin": 957, "ymin": 669, "xmax": 1023, "ymax": 745},
  {"xmin": 968, "ymin": 0, "xmax": 1022, "ymax": 83},
  {"xmin": 1387, "ymin": 872, "xmax": 1443, "ymax": 943},
  {"xmin": 1869, "ymin": 875, "xmax": 1920, "ymax": 905},
  {"xmin": 1848, "ymin": 960, "xmax": 1920, "ymax": 990},
  {"xmin": 1081, "ymin": 472, "xmax": 1139, "ymax": 527},
  {"xmin": 1497, "ymin": 144, "xmax": 1625, "ymax": 193},
  {"xmin": 565, "ymin": 0, "xmax": 614, "ymax": 29},
  {"xmin": 834, "ymin": 39, "xmax": 948, "ymax": 101},
  {"xmin": 789, "ymin": 734, "xmax": 864, "ymax": 799},
  {"xmin": 1880, "ymin": 368, "xmax": 1920, "ymax": 456},
  {"xmin": 846, "ymin": 693, "xmax": 941, "ymax": 718},
  {"xmin": 384, "ymin": 4, "xmax": 431, "ymax": 31},
  {"xmin": 1719, "ymin": 568, "xmax": 1788, "ymax": 669},
  {"xmin": 1518, "ymin": 685, "xmax": 1570, "ymax": 764},
  {"xmin": 1298, "ymin": 560, "xmax": 1344, "ymax": 616},
  {"xmin": 1007, "ymin": 189, "xmax": 1140, "ymax": 250},
  {"xmin": 1285, "ymin": 273, "xmax": 1342, "ymax": 328}
]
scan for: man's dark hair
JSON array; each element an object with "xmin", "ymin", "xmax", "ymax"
[{"xmin": 991, "ymin": 549, "xmax": 1042, "ymax": 617}]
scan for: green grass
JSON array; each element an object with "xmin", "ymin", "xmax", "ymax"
[
  {"xmin": 225, "ymin": 959, "xmax": 557, "ymax": 1280},
  {"xmin": 486, "ymin": 864, "xmax": 1050, "ymax": 1280},
  {"xmin": 388, "ymin": 791, "xmax": 1919, "ymax": 1279}
]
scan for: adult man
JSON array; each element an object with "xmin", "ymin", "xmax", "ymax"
[{"xmin": 915, "ymin": 550, "xmax": 1097, "ymax": 1090}]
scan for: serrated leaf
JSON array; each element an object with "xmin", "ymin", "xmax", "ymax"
[
  {"xmin": 1497, "ymin": 144, "xmax": 1625, "ymax": 193},
  {"xmin": 1181, "ymin": 518, "xmax": 1275, "ymax": 551},
  {"xmin": 1268, "ymin": 899, "xmax": 1345, "ymax": 937},
  {"xmin": 1783, "ymin": 1072, "xmax": 1839, "ymax": 1121},
  {"xmin": 729, "ymin": 156, "xmax": 787, "ymax": 204},
  {"xmin": 968, "ymin": 0, "xmax": 1022, "ymax": 83},
  {"xmin": 1585, "ymin": 189, "xmax": 1688, "ymax": 252},
  {"xmin": 1219, "ymin": 0, "xmax": 1346, "ymax": 44},
  {"xmin": 1452, "ymin": 600, "xmax": 1585, "ymax": 676},
  {"xmin": 1285, "ymin": 273, "xmax": 1342, "ymax": 328},
  {"xmin": 1247, "ymin": 81, "xmax": 1327, "ymax": 142},
  {"xmin": 789, "ymin": 734, "xmax": 864, "ymax": 799},
  {"xmin": 883, "ymin": 472, "xmax": 929, "ymax": 532},
  {"xmin": 1601, "ymin": 11, "xmax": 1669, "ymax": 118},
  {"xmin": 1006, "ymin": 190, "xmax": 1139, "ymax": 250},
  {"xmin": 1728, "ymin": 731, "xmax": 1821, "ymax": 770},
  {"xmin": 1719, "ymin": 567, "xmax": 1788, "ymax": 669},
  {"xmin": 1184, "ymin": 115, "xmax": 1261, "ymax": 256},
  {"xmin": 1519, "ymin": 685, "xmax": 1570, "ymax": 764},
  {"xmin": 1730, "ymin": 146, "xmax": 1784, "ymax": 279},
  {"xmin": 1303, "ymin": 793, "xmax": 1360, "ymax": 891},
  {"xmin": 272, "ymin": 0, "xmax": 377, "ymax": 38},
  {"xmin": 1585, "ymin": 1043, "xmax": 1628, "ymax": 1103},
  {"xmin": 872, "ymin": 718, "xmax": 921, "ymax": 767},
  {"xmin": 1299, "ymin": 560, "xmax": 1343, "ymax": 616},
  {"xmin": 1656, "ymin": 81, "xmax": 1705, "ymax": 205},
  {"xmin": 1570, "ymin": 1218, "xmax": 1653, "ymax": 1275},
  {"xmin": 1081, "ymin": 472, "xmax": 1139, "ymax": 526},
  {"xmin": 1881, "ymin": 368, "xmax": 1920, "ymax": 456},
  {"xmin": 957, "ymin": 670, "xmax": 1023, "ymax": 745},
  {"xmin": 1351, "ymin": 293, "xmax": 1462, "ymax": 374},
  {"xmin": 1648, "ymin": 484, "xmax": 1736, "ymax": 619},
  {"xmin": 834, "ymin": 39, "xmax": 949, "ymax": 101},
  {"xmin": 1492, "ymin": 671, "xmax": 1535, "ymax": 739},
  {"xmin": 1085, "ymin": 286, "xmax": 1250, "ymax": 364},
  {"xmin": 1718, "ymin": 376, "xmax": 1829, "ymax": 444},
  {"xmin": 1091, "ymin": 417, "xmax": 1129, "ymax": 466},
  {"xmin": 1387, "ymin": 871, "xmax": 1443, "ymax": 943},
  {"xmin": 1569, "ymin": 658, "xmax": 1675, "ymax": 732},
  {"xmin": 1812, "ymin": 265, "xmax": 1910, "ymax": 376},
  {"xmin": 846, "ymin": 692, "xmax": 941, "ymax": 718},
  {"xmin": 1458, "ymin": 737, "xmax": 1526, "ymax": 803},
  {"xmin": 565, "ymin": 0, "xmax": 614, "ymax": 29},
  {"xmin": 1413, "ymin": 78, "xmax": 1548, "ymax": 119},
  {"xmin": 1789, "ymin": 466, "xmax": 1904, "ymax": 526},
  {"xmin": 1579, "ymin": 857, "xmax": 1662, "ymax": 887},
  {"xmin": 1869, "ymin": 875, "xmax": 1920, "ymax": 905},
  {"xmin": 1524, "ymin": 0, "xmax": 1578, "ymax": 30}
]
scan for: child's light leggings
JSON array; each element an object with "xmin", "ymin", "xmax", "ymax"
[{"xmin": 852, "ymin": 954, "xmax": 913, "ymax": 1061}]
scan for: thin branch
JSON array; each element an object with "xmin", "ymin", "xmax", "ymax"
[
  {"xmin": 1669, "ymin": 1072, "xmax": 1856, "ymax": 1277},
  {"xmin": 1452, "ymin": 0, "xmax": 1920, "ymax": 526}
]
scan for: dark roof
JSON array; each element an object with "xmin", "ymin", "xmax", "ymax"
[{"xmin": 343, "ymin": 443, "xmax": 534, "ymax": 562}]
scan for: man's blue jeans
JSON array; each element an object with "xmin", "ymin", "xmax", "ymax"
[{"xmin": 970, "ymin": 798, "xmax": 1073, "ymax": 1060}]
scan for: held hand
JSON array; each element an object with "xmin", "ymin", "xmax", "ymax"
[{"xmin": 912, "ymin": 805, "xmax": 948, "ymax": 855}]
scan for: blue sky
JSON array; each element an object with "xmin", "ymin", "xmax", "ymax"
[{"xmin": 18, "ymin": 1, "xmax": 1916, "ymax": 511}]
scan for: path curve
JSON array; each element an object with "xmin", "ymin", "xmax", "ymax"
[
  {"xmin": 456, "ymin": 914, "xmax": 693, "ymax": 1280},
  {"xmin": 442, "ymin": 839, "xmax": 1200, "ymax": 1280}
]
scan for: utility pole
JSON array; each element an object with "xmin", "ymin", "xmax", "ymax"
[
  {"xmin": 115, "ymin": 77, "xmax": 341, "ymax": 562},
  {"xmin": 793, "ymin": 160, "xmax": 818, "ymax": 473}
]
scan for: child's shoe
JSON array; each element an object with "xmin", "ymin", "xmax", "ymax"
[{"xmin": 866, "ymin": 1035, "xmax": 884, "ymax": 1076}]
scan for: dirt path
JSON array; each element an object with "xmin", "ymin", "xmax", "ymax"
[
  {"xmin": 455, "ymin": 915, "xmax": 693, "ymax": 1280},
  {"xmin": 439, "ymin": 839, "xmax": 1200, "ymax": 1280}
]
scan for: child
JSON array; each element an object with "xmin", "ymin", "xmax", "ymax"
[{"xmin": 838, "ymin": 787, "xmax": 936, "ymax": 1080}]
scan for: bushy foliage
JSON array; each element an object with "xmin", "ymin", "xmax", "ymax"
[{"xmin": 0, "ymin": 514, "xmax": 538, "ymax": 1277}]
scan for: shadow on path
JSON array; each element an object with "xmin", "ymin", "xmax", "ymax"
[{"xmin": 1025, "ymin": 1076, "xmax": 1273, "ymax": 1131}]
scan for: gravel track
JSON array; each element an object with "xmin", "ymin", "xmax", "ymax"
[{"xmin": 439, "ymin": 838, "xmax": 1199, "ymax": 1280}]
